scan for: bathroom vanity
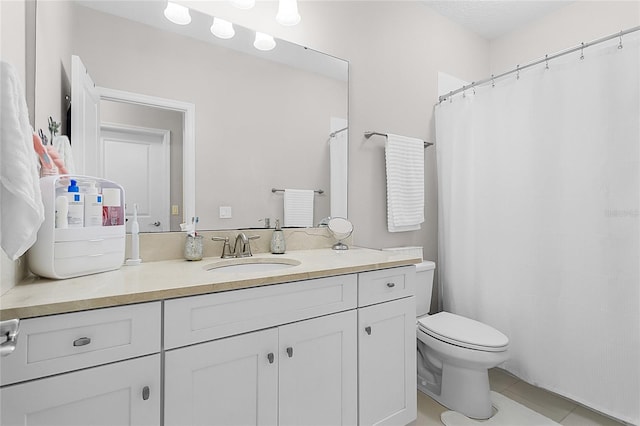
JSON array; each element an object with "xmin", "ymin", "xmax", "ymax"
[{"xmin": 0, "ymin": 248, "xmax": 419, "ymax": 426}]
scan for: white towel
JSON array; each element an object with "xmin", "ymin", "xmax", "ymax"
[
  {"xmin": 53, "ymin": 135, "xmax": 76, "ymax": 174},
  {"xmin": 0, "ymin": 61, "xmax": 45, "ymax": 260},
  {"xmin": 385, "ymin": 133, "xmax": 424, "ymax": 232},
  {"xmin": 284, "ymin": 189, "xmax": 314, "ymax": 227},
  {"xmin": 329, "ymin": 130, "xmax": 348, "ymax": 219}
]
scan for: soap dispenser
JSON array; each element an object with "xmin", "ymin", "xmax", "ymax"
[{"xmin": 270, "ymin": 219, "xmax": 286, "ymax": 254}]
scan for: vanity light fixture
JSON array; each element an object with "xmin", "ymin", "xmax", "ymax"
[
  {"xmin": 164, "ymin": 2, "xmax": 191, "ymax": 25},
  {"xmin": 276, "ymin": 0, "xmax": 301, "ymax": 26},
  {"xmin": 230, "ymin": 0, "xmax": 256, "ymax": 10},
  {"xmin": 211, "ymin": 17, "xmax": 235, "ymax": 39},
  {"xmin": 254, "ymin": 32, "xmax": 276, "ymax": 51}
]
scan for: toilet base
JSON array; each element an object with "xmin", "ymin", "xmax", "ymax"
[{"xmin": 419, "ymin": 363, "xmax": 493, "ymax": 420}]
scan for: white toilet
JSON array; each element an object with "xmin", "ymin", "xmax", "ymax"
[{"xmin": 416, "ymin": 261, "xmax": 509, "ymax": 420}]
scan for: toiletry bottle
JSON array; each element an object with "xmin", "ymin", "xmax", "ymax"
[
  {"xmin": 55, "ymin": 196, "xmax": 68, "ymax": 229},
  {"xmin": 126, "ymin": 203, "xmax": 142, "ymax": 265},
  {"xmin": 83, "ymin": 181, "xmax": 103, "ymax": 227},
  {"xmin": 66, "ymin": 179, "xmax": 84, "ymax": 228},
  {"xmin": 270, "ymin": 219, "xmax": 286, "ymax": 254},
  {"xmin": 102, "ymin": 187, "xmax": 123, "ymax": 226}
]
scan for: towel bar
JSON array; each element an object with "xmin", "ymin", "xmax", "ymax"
[
  {"xmin": 364, "ymin": 131, "xmax": 434, "ymax": 148},
  {"xmin": 272, "ymin": 188, "xmax": 324, "ymax": 195}
]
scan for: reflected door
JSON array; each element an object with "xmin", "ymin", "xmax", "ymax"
[{"xmin": 99, "ymin": 124, "xmax": 170, "ymax": 232}]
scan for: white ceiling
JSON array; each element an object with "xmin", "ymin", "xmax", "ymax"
[{"xmin": 423, "ymin": 1, "xmax": 574, "ymax": 40}]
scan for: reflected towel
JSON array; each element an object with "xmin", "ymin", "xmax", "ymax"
[
  {"xmin": 284, "ymin": 189, "xmax": 314, "ymax": 227},
  {"xmin": 53, "ymin": 135, "xmax": 75, "ymax": 174},
  {"xmin": 0, "ymin": 61, "xmax": 45, "ymax": 260},
  {"xmin": 385, "ymin": 133, "xmax": 424, "ymax": 232}
]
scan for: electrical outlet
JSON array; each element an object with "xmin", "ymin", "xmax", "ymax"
[
  {"xmin": 219, "ymin": 206, "xmax": 232, "ymax": 219},
  {"xmin": 171, "ymin": 205, "xmax": 179, "ymax": 215}
]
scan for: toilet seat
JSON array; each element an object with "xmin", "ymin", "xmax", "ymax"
[{"xmin": 418, "ymin": 312, "xmax": 508, "ymax": 352}]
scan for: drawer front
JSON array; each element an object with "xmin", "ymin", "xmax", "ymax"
[
  {"xmin": 164, "ymin": 274, "xmax": 358, "ymax": 349},
  {"xmin": 358, "ymin": 266, "xmax": 416, "ymax": 307},
  {"xmin": 0, "ymin": 302, "xmax": 161, "ymax": 386},
  {"xmin": 54, "ymin": 237, "xmax": 124, "ymax": 259}
]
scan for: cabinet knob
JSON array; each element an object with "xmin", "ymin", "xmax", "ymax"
[
  {"xmin": 73, "ymin": 337, "xmax": 91, "ymax": 347},
  {"xmin": 267, "ymin": 352, "xmax": 275, "ymax": 364},
  {"xmin": 286, "ymin": 347, "xmax": 293, "ymax": 358},
  {"xmin": 386, "ymin": 282, "xmax": 396, "ymax": 288},
  {"xmin": 365, "ymin": 326, "xmax": 372, "ymax": 335},
  {"xmin": 142, "ymin": 386, "xmax": 150, "ymax": 401}
]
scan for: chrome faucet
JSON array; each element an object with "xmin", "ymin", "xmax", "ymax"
[{"xmin": 233, "ymin": 232, "xmax": 260, "ymax": 257}]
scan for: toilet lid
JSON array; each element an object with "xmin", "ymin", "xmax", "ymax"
[{"xmin": 418, "ymin": 312, "xmax": 509, "ymax": 352}]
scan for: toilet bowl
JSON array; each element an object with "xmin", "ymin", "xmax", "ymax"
[{"xmin": 415, "ymin": 261, "xmax": 509, "ymax": 420}]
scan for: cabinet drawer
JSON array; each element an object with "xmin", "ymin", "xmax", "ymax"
[
  {"xmin": 54, "ymin": 237, "xmax": 124, "ymax": 258},
  {"xmin": 164, "ymin": 274, "xmax": 357, "ymax": 349},
  {"xmin": 358, "ymin": 266, "xmax": 416, "ymax": 307},
  {"xmin": 0, "ymin": 302, "xmax": 161, "ymax": 386}
]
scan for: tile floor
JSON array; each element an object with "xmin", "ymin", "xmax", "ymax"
[{"xmin": 414, "ymin": 368, "xmax": 626, "ymax": 426}]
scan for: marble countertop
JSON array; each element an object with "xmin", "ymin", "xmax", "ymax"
[{"xmin": 0, "ymin": 248, "xmax": 421, "ymax": 320}]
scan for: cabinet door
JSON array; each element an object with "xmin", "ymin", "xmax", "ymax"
[
  {"xmin": 358, "ymin": 297, "xmax": 417, "ymax": 426},
  {"xmin": 279, "ymin": 310, "xmax": 357, "ymax": 426},
  {"xmin": 0, "ymin": 354, "xmax": 160, "ymax": 426},
  {"xmin": 165, "ymin": 328, "xmax": 278, "ymax": 426}
]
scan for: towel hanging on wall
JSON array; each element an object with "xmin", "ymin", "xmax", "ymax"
[
  {"xmin": 0, "ymin": 61, "xmax": 45, "ymax": 260},
  {"xmin": 284, "ymin": 189, "xmax": 314, "ymax": 227},
  {"xmin": 385, "ymin": 133, "xmax": 424, "ymax": 232}
]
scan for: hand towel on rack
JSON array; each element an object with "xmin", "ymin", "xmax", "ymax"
[
  {"xmin": 0, "ymin": 61, "xmax": 45, "ymax": 260},
  {"xmin": 284, "ymin": 189, "xmax": 314, "ymax": 227},
  {"xmin": 385, "ymin": 133, "xmax": 424, "ymax": 232}
]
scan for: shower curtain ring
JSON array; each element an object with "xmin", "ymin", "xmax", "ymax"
[
  {"xmin": 472, "ymin": 83, "xmax": 476, "ymax": 95},
  {"xmin": 618, "ymin": 31, "xmax": 624, "ymax": 49},
  {"xmin": 580, "ymin": 42, "xmax": 585, "ymax": 60},
  {"xmin": 449, "ymin": 91, "xmax": 453, "ymax": 103},
  {"xmin": 516, "ymin": 65, "xmax": 520, "ymax": 80},
  {"xmin": 491, "ymin": 75, "xmax": 495, "ymax": 88},
  {"xmin": 545, "ymin": 54, "xmax": 549, "ymax": 70}
]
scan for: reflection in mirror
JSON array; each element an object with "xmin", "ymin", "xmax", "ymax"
[{"xmin": 35, "ymin": 0, "xmax": 349, "ymax": 232}]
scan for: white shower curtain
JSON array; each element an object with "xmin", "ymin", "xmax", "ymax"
[{"xmin": 435, "ymin": 35, "xmax": 639, "ymax": 424}]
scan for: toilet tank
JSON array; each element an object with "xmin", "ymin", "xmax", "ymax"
[{"xmin": 416, "ymin": 261, "xmax": 436, "ymax": 317}]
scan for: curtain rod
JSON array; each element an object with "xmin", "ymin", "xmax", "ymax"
[
  {"xmin": 364, "ymin": 131, "xmax": 434, "ymax": 148},
  {"xmin": 438, "ymin": 25, "xmax": 640, "ymax": 103}
]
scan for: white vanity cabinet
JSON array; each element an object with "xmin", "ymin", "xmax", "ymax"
[
  {"xmin": 357, "ymin": 266, "xmax": 417, "ymax": 426},
  {"xmin": 0, "ymin": 302, "xmax": 162, "ymax": 426},
  {"xmin": 164, "ymin": 274, "xmax": 358, "ymax": 426}
]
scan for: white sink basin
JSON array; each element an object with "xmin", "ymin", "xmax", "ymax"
[{"xmin": 204, "ymin": 258, "xmax": 300, "ymax": 273}]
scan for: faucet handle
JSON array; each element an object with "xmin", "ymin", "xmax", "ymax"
[
  {"xmin": 212, "ymin": 236, "xmax": 234, "ymax": 258},
  {"xmin": 247, "ymin": 235, "xmax": 260, "ymax": 240}
]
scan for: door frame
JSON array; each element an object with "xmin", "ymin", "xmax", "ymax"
[
  {"xmin": 100, "ymin": 122, "xmax": 171, "ymax": 232},
  {"xmin": 96, "ymin": 87, "xmax": 196, "ymax": 229}
]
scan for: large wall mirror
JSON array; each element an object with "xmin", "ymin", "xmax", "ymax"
[{"xmin": 34, "ymin": 0, "xmax": 348, "ymax": 233}]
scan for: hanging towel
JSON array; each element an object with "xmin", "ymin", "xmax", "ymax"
[
  {"xmin": 53, "ymin": 135, "xmax": 75, "ymax": 174},
  {"xmin": 385, "ymin": 133, "xmax": 424, "ymax": 232},
  {"xmin": 0, "ymin": 61, "xmax": 45, "ymax": 260},
  {"xmin": 284, "ymin": 189, "xmax": 314, "ymax": 227}
]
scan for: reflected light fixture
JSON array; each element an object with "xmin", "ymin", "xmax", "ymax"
[
  {"xmin": 276, "ymin": 0, "xmax": 301, "ymax": 26},
  {"xmin": 211, "ymin": 17, "xmax": 235, "ymax": 39},
  {"xmin": 230, "ymin": 0, "xmax": 255, "ymax": 10},
  {"xmin": 164, "ymin": 1, "xmax": 191, "ymax": 25},
  {"xmin": 254, "ymin": 32, "xmax": 276, "ymax": 51}
]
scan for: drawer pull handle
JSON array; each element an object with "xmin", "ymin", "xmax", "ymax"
[
  {"xmin": 142, "ymin": 386, "xmax": 150, "ymax": 401},
  {"xmin": 73, "ymin": 337, "xmax": 91, "ymax": 347},
  {"xmin": 365, "ymin": 326, "xmax": 372, "ymax": 335},
  {"xmin": 286, "ymin": 347, "xmax": 293, "ymax": 358},
  {"xmin": 267, "ymin": 353, "xmax": 275, "ymax": 364},
  {"xmin": 386, "ymin": 282, "xmax": 396, "ymax": 288}
]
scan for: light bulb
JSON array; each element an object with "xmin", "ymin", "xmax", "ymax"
[
  {"xmin": 254, "ymin": 32, "xmax": 276, "ymax": 51},
  {"xmin": 164, "ymin": 2, "xmax": 191, "ymax": 25},
  {"xmin": 211, "ymin": 17, "xmax": 235, "ymax": 39},
  {"xmin": 276, "ymin": 0, "xmax": 301, "ymax": 26},
  {"xmin": 231, "ymin": 0, "xmax": 255, "ymax": 10}
]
